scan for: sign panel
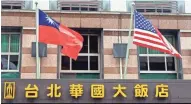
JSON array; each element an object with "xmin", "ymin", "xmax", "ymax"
[{"xmin": 1, "ymin": 79, "xmax": 191, "ymax": 103}]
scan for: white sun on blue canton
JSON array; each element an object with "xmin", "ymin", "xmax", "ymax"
[{"xmin": 45, "ymin": 15, "xmax": 58, "ymax": 28}]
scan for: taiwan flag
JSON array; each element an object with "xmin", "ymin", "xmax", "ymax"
[{"xmin": 39, "ymin": 9, "xmax": 84, "ymax": 60}]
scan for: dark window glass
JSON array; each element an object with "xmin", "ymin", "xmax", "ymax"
[
  {"xmin": 163, "ymin": 9, "xmax": 171, "ymax": 13},
  {"xmin": 72, "ymin": 56, "xmax": 88, "ymax": 70},
  {"xmin": 62, "ymin": 56, "xmax": 70, "ymax": 70},
  {"xmin": 90, "ymin": 36, "xmax": 98, "ymax": 53},
  {"xmin": 136, "ymin": 9, "xmax": 144, "ymax": 12},
  {"xmin": 90, "ymin": 56, "xmax": 98, "ymax": 70},
  {"xmin": 167, "ymin": 57, "xmax": 175, "ymax": 71},
  {"xmin": 140, "ymin": 57, "xmax": 148, "ymax": 71},
  {"xmin": 81, "ymin": 7, "xmax": 88, "ymax": 11},
  {"xmin": 2, "ymin": 5, "xmax": 11, "ymax": 9},
  {"xmin": 10, "ymin": 35, "xmax": 20, "ymax": 52},
  {"xmin": 89, "ymin": 8, "xmax": 98, "ymax": 11},
  {"xmin": 12, "ymin": 6, "xmax": 21, "ymax": 9},
  {"xmin": 71, "ymin": 7, "xmax": 79, "ymax": 11},
  {"xmin": 146, "ymin": 9, "xmax": 155, "ymax": 12},
  {"xmin": 1, "ymin": 34, "xmax": 9, "ymax": 52},
  {"xmin": 89, "ymin": 5, "xmax": 97, "ymax": 7},
  {"xmin": 62, "ymin": 7, "xmax": 70, "ymax": 10},
  {"xmin": 1, "ymin": 55, "xmax": 8, "ymax": 70},
  {"xmin": 157, "ymin": 9, "xmax": 162, "ymax": 13},
  {"xmin": 80, "ymin": 36, "xmax": 88, "ymax": 53},
  {"xmin": 9, "ymin": 55, "xmax": 18, "ymax": 70},
  {"xmin": 149, "ymin": 57, "xmax": 165, "ymax": 71}
]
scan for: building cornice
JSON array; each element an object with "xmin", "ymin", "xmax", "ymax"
[{"xmin": 2, "ymin": 9, "xmax": 191, "ymax": 16}]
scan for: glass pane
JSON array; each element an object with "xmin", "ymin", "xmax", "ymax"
[
  {"xmin": 80, "ymin": 36, "xmax": 88, "ymax": 53},
  {"xmin": 157, "ymin": 9, "xmax": 162, "ymax": 13},
  {"xmin": 1, "ymin": 34, "xmax": 9, "ymax": 52},
  {"xmin": 12, "ymin": 6, "xmax": 21, "ymax": 9},
  {"xmin": 167, "ymin": 57, "xmax": 175, "ymax": 71},
  {"xmin": 81, "ymin": 7, "xmax": 88, "ymax": 11},
  {"xmin": 71, "ymin": 7, "xmax": 79, "ymax": 11},
  {"xmin": 165, "ymin": 36, "xmax": 175, "ymax": 47},
  {"xmin": 163, "ymin": 9, "xmax": 171, "ymax": 13},
  {"xmin": 62, "ymin": 7, "xmax": 70, "ymax": 10},
  {"xmin": 148, "ymin": 49, "xmax": 164, "ymax": 54},
  {"xmin": 89, "ymin": 8, "xmax": 98, "ymax": 11},
  {"xmin": 136, "ymin": 9, "xmax": 144, "ymax": 12},
  {"xmin": 138, "ymin": 47, "xmax": 147, "ymax": 54},
  {"xmin": 149, "ymin": 57, "xmax": 165, "ymax": 71},
  {"xmin": 10, "ymin": 35, "xmax": 20, "ymax": 52},
  {"xmin": 140, "ymin": 57, "xmax": 148, "ymax": 71},
  {"xmin": 90, "ymin": 36, "xmax": 98, "ymax": 53},
  {"xmin": 9, "ymin": 55, "xmax": 18, "ymax": 70},
  {"xmin": 146, "ymin": 9, "xmax": 155, "ymax": 12},
  {"xmin": 90, "ymin": 56, "xmax": 98, "ymax": 70},
  {"xmin": 1, "ymin": 55, "xmax": 8, "ymax": 70},
  {"xmin": 72, "ymin": 56, "xmax": 88, "ymax": 70},
  {"xmin": 2, "ymin": 5, "xmax": 11, "ymax": 9},
  {"xmin": 61, "ymin": 56, "xmax": 70, "ymax": 70}
]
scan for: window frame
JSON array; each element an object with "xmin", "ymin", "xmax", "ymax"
[
  {"xmin": 139, "ymin": 35, "xmax": 177, "ymax": 74},
  {"xmin": 1, "ymin": 32, "xmax": 21, "ymax": 73},
  {"xmin": 1, "ymin": 4, "xmax": 22, "ymax": 10},
  {"xmin": 60, "ymin": 3, "xmax": 99, "ymax": 12},
  {"xmin": 60, "ymin": 34, "xmax": 100, "ymax": 73}
]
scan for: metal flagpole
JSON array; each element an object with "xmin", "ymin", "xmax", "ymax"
[
  {"xmin": 35, "ymin": 2, "xmax": 41, "ymax": 79},
  {"xmin": 123, "ymin": 2, "xmax": 135, "ymax": 79}
]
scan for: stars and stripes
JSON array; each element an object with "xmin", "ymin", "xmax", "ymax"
[{"xmin": 133, "ymin": 10, "xmax": 181, "ymax": 58}]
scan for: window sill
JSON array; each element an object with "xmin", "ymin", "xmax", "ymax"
[
  {"xmin": 1, "ymin": 70, "xmax": 19, "ymax": 72},
  {"xmin": 140, "ymin": 71, "xmax": 177, "ymax": 74}
]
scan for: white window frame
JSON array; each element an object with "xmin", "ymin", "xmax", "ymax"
[
  {"xmin": 139, "ymin": 35, "xmax": 177, "ymax": 74},
  {"xmin": 60, "ymin": 34, "xmax": 100, "ymax": 73},
  {"xmin": 1, "ymin": 32, "xmax": 21, "ymax": 72},
  {"xmin": 60, "ymin": 3, "xmax": 99, "ymax": 12}
]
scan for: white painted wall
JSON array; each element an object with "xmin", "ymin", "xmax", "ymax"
[
  {"xmin": 33, "ymin": 0, "xmax": 49, "ymax": 10},
  {"xmin": 110, "ymin": 0, "xmax": 127, "ymax": 12},
  {"xmin": 185, "ymin": 0, "xmax": 191, "ymax": 13}
]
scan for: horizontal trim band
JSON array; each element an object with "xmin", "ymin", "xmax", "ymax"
[{"xmin": 21, "ymin": 66, "xmax": 57, "ymax": 73}]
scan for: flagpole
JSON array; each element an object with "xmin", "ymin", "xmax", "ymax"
[
  {"xmin": 35, "ymin": 2, "xmax": 41, "ymax": 79},
  {"xmin": 123, "ymin": 2, "xmax": 135, "ymax": 79}
]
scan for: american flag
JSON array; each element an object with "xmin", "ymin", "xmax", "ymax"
[{"xmin": 133, "ymin": 10, "xmax": 182, "ymax": 58}]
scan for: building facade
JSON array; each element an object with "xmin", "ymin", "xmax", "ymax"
[{"xmin": 1, "ymin": 0, "xmax": 191, "ymax": 80}]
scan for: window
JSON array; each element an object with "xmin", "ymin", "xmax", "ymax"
[
  {"xmin": 60, "ymin": 34, "xmax": 100, "ymax": 79},
  {"xmin": 2, "ymin": 5, "xmax": 11, "ymax": 9},
  {"xmin": 1, "ymin": 33, "xmax": 21, "ymax": 78},
  {"xmin": 60, "ymin": 3, "xmax": 99, "ymax": 12},
  {"xmin": 1, "ymin": 27, "xmax": 21, "ymax": 79},
  {"xmin": 139, "ymin": 35, "xmax": 178, "ymax": 79},
  {"xmin": 134, "ymin": 1, "xmax": 178, "ymax": 13}
]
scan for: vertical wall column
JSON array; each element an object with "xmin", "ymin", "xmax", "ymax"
[{"xmin": 21, "ymin": 28, "xmax": 58, "ymax": 79}]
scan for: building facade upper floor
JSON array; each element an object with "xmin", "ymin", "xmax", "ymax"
[{"xmin": 1, "ymin": 0, "xmax": 188, "ymax": 14}]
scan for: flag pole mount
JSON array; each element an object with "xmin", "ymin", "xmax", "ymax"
[
  {"xmin": 35, "ymin": 1, "xmax": 41, "ymax": 79},
  {"xmin": 123, "ymin": 2, "xmax": 135, "ymax": 79}
]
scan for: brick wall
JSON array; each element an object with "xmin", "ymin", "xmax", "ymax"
[{"xmin": 1, "ymin": 10, "xmax": 191, "ymax": 79}]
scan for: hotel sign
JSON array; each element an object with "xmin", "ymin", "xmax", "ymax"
[{"xmin": 1, "ymin": 79, "xmax": 191, "ymax": 103}]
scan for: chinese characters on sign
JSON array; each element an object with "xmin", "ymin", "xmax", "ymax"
[
  {"xmin": 3, "ymin": 82, "xmax": 169, "ymax": 100},
  {"xmin": 4, "ymin": 82, "xmax": 15, "ymax": 99},
  {"xmin": 47, "ymin": 84, "xmax": 62, "ymax": 98},
  {"xmin": 91, "ymin": 84, "xmax": 104, "ymax": 98}
]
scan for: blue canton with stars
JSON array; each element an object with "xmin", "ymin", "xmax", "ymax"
[
  {"xmin": 134, "ymin": 10, "xmax": 156, "ymax": 34},
  {"xmin": 39, "ymin": 9, "xmax": 60, "ymax": 30}
]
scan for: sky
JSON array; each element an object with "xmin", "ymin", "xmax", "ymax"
[{"xmin": 33, "ymin": 0, "xmax": 191, "ymax": 13}]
